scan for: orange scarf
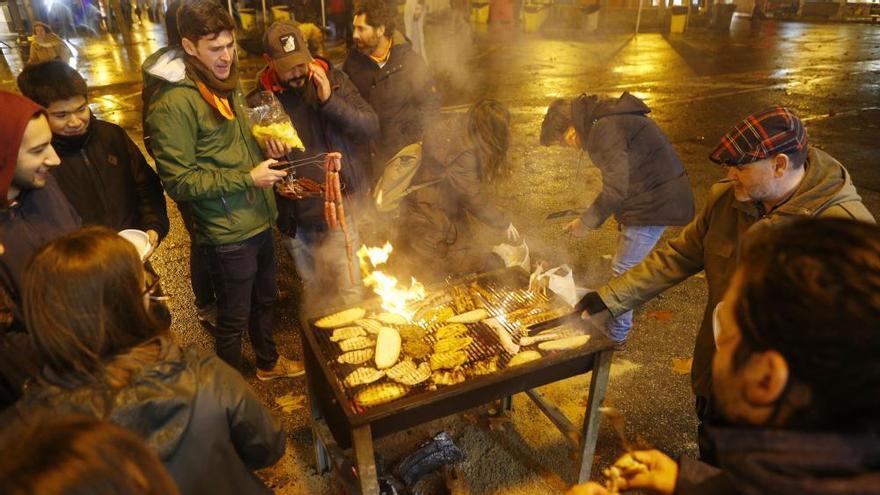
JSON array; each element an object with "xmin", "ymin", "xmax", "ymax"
[{"xmin": 195, "ymin": 80, "xmax": 234, "ymax": 120}]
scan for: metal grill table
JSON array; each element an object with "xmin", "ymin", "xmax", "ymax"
[{"xmin": 301, "ymin": 271, "xmax": 615, "ymax": 494}]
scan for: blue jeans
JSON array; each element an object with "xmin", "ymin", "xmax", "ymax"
[
  {"xmin": 203, "ymin": 229, "xmax": 279, "ymax": 371},
  {"xmin": 607, "ymin": 225, "xmax": 666, "ymax": 342},
  {"xmin": 282, "ymin": 227, "xmax": 365, "ymax": 316}
]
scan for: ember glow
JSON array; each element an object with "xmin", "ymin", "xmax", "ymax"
[{"xmin": 357, "ymin": 243, "xmax": 425, "ymax": 319}]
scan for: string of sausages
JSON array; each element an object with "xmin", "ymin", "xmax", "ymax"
[{"xmin": 323, "ymin": 152, "xmax": 356, "ymax": 284}]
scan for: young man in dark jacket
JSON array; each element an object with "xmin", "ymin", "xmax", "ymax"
[
  {"xmin": 343, "ymin": 0, "xmax": 440, "ymax": 183},
  {"xmin": 569, "ymin": 218, "xmax": 880, "ymax": 495},
  {"xmin": 255, "ymin": 21, "xmax": 379, "ymax": 314},
  {"xmin": 541, "ymin": 92, "xmax": 695, "ymax": 346},
  {"xmin": 18, "ymin": 61, "xmax": 169, "ymax": 255},
  {"xmin": 145, "ymin": 0, "xmax": 303, "ymax": 380},
  {"xmin": 0, "ymin": 90, "xmax": 79, "ymax": 407}
]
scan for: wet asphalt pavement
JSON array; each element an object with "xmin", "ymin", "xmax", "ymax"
[{"xmin": 2, "ymin": 15, "xmax": 879, "ymax": 494}]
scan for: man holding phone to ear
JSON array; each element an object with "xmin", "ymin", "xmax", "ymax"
[{"xmin": 252, "ymin": 21, "xmax": 379, "ymax": 315}]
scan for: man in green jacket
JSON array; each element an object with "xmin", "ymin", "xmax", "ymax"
[
  {"xmin": 578, "ymin": 106, "xmax": 875, "ymax": 461},
  {"xmin": 145, "ymin": 0, "xmax": 303, "ymax": 380}
]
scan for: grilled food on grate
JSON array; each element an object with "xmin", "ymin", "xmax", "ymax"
[
  {"xmin": 329, "ymin": 326, "xmax": 367, "ymax": 342},
  {"xmin": 468, "ymin": 356, "xmax": 499, "ymax": 376},
  {"xmin": 451, "ymin": 286, "xmax": 476, "ymax": 313},
  {"xmin": 354, "ymin": 383, "xmax": 409, "ymax": 408},
  {"xmin": 337, "ymin": 348, "xmax": 374, "ymax": 364},
  {"xmin": 538, "ymin": 335, "xmax": 590, "ymax": 351},
  {"xmin": 354, "ymin": 318, "xmax": 384, "ymax": 334},
  {"xmin": 445, "ymin": 309, "xmax": 488, "ymax": 324},
  {"xmin": 430, "ymin": 350, "xmax": 468, "ymax": 370},
  {"xmin": 315, "ymin": 307, "xmax": 367, "ymax": 328},
  {"xmin": 375, "ymin": 312, "xmax": 409, "ymax": 326},
  {"xmin": 508, "ymin": 350, "xmax": 542, "ymax": 366},
  {"xmin": 338, "ymin": 336, "xmax": 375, "ymax": 352},
  {"xmin": 375, "ymin": 327, "xmax": 402, "ymax": 369},
  {"xmin": 403, "ymin": 340, "xmax": 432, "ymax": 359},
  {"xmin": 398, "ymin": 325, "xmax": 427, "ymax": 342},
  {"xmin": 344, "ymin": 367, "xmax": 386, "ymax": 388},
  {"xmin": 386, "ymin": 360, "xmax": 431, "ymax": 386},
  {"xmin": 515, "ymin": 307, "xmax": 569, "ymax": 327},
  {"xmin": 434, "ymin": 336, "xmax": 473, "ymax": 354},
  {"xmin": 415, "ymin": 305, "xmax": 455, "ymax": 326},
  {"xmin": 519, "ymin": 326, "xmax": 581, "ymax": 346},
  {"xmin": 435, "ymin": 323, "xmax": 468, "ymax": 340},
  {"xmin": 432, "ymin": 369, "xmax": 466, "ymax": 386}
]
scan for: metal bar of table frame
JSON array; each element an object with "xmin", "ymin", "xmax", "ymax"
[{"xmin": 309, "ymin": 347, "xmax": 614, "ymax": 493}]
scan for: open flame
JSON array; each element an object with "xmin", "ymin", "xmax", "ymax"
[{"xmin": 357, "ymin": 242, "xmax": 425, "ymax": 320}]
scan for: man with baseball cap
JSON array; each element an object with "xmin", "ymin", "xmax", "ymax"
[
  {"xmin": 253, "ymin": 21, "xmax": 378, "ymax": 315},
  {"xmin": 575, "ymin": 106, "xmax": 874, "ymax": 462}
]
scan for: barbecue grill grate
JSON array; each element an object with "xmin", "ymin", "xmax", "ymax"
[{"xmin": 309, "ymin": 271, "xmax": 570, "ymax": 414}]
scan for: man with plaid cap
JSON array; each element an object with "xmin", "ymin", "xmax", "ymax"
[
  {"xmin": 252, "ymin": 21, "xmax": 378, "ymax": 315},
  {"xmin": 576, "ymin": 106, "xmax": 874, "ymax": 462}
]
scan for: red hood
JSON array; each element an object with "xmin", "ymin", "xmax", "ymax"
[{"xmin": 0, "ymin": 91, "xmax": 45, "ymax": 204}]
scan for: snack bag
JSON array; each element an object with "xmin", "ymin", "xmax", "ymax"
[{"xmin": 245, "ymin": 91, "xmax": 305, "ymax": 152}]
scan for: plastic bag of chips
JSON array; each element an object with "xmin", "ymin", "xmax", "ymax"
[{"xmin": 245, "ymin": 91, "xmax": 305, "ymax": 152}]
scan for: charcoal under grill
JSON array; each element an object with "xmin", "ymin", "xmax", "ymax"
[{"xmin": 300, "ymin": 268, "xmax": 615, "ymax": 495}]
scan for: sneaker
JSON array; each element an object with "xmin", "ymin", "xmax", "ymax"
[
  {"xmin": 196, "ymin": 302, "xmax": 218, "ymax": 327},
  {"xmin": 256, "ymin": 356, "xmax": 306, "ymax": 381}
]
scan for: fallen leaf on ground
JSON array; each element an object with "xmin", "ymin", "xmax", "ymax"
[
  {"xmin": 487, "ymin": 415, "xmax": 511, "ymax": 432},
  {"xmin": 671, "ymin": 357, "xmax": 693, "ymax": 375},
  {"xmin": 647, "ymin": 310, "xmax": 674, "ymax": 322},
  {"xmin": 601, "ymin": 254, "xmax": 613, "ymax": 260},
  {"xmin": 274, "ymin": 392, "xmax": 307, "ymax": 413},
  {"xmin": 461, "ymin": 411, "xmax": 480, "ymax": 425}
]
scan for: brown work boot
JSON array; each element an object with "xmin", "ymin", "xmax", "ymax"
[{"xmin": 256, "ymin": 356, "xmax": 306, "ymax": 381}]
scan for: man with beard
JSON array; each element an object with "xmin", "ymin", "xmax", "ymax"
[
  {"xmin": 568, "ymin": 218, "xmax": 880, "ymax": 495},
  {"xmin": 343, "ymin": 0, "xmax": 439, "ymax": 183},
  {"xmin": 576, "ymin": 107, "xmax": 874, "ymax": 462},
  {"xmin": 0, "ymin": 90, "xmax": 80, "ymax": 407},
  {"xmin": 253, "ymin": 21, "xmax": 378, "ymax": 314},
  {"xmin": 17, "ymin": 61, "xmax": 169, "ymax": 256},
  {"xmin": 144, "ymin": 0, "xmax": 303, "ymax": 380}
]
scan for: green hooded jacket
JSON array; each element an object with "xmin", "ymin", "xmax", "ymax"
[
  {"xmin": 597, "ymin": 146, "xmax": 875, "ymax": 400},
  {"xmin": 142, "ymin": 48, "xmax": 276, "ymax": 246}
]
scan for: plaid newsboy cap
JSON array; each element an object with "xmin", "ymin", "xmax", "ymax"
[{"xmin": 709, "ymin": 106, "xmax": 808, "ymax": 165}]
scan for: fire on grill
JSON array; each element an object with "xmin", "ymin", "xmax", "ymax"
[{"xmin": 309, "ymin": 242, "xmax": 591, "ymax": 412}]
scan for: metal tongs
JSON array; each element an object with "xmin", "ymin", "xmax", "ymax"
[{"xmin": 269, "ymin": 152, "xmax": 328, "ymax": 172}]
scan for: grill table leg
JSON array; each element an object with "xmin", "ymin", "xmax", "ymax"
[
  {"xmin": 577, "ymin": 349, "xmax": 614, "ymax": 483},
  {"xmin": 352, "ymin": 425, "xmax": 379, "ymax": 495},
  {"xmin": 500, "ymin": 395, "xmax": 512, "ymax": 413}
]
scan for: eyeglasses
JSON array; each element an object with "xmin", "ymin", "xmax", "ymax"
[{"xmin": 143, "ymin": 268, "xmax": 170, "ymax": 301}]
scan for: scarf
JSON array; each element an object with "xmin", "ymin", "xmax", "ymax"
[{"xmin": 184, "ymin": 53, "xmax": 239, "ymax": 120}]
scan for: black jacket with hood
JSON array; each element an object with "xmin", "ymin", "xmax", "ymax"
[
  {"xmin": 251, "ymin": 58, "xmax": 379, "ymax": 234},
  {"xmin": 573, "ymin": 92, "xmax": 695, "ymax": 229},
  {"xmin": 8, "ymin": 342, "xmax": 285, "ymax": 495},
  {"xmin": 343, "ymin": 31, "xmax": 440, "ymax": 183},
  {"xmin": 51, "ymin": 115, "xmax": 169, "ymax": 239},
  {"xmin": 674, "ymin": 427, "xmax": 880, "ymax": 495}
]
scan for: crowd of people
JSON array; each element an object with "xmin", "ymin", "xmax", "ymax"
[{"xmin": 0, "ymin": 0, "xmax": 878, "ymax": 493}]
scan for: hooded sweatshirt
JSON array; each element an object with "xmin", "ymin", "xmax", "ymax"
[
  {"xmin": 572, "ymin": 92, "xmax": 695, "ymax": 229},
  {"xmin": 0, "ymin": 91, "xmax": 80, "ymax": 331},
  {"xmin": 10, "ymin": 341, "xmax": 285, "ymax": 495}
]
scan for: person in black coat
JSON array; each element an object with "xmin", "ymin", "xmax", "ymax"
[
  {"xmin": 541, "ymin": 92, "xmax": 695, "ymax": 346},
  {"xmin": 0, "ymin": 90, "xmax": 80, "ymax": 410},
  {"xmin": 253, "ymin": 21, "xmax": 379, "ymax": 314},
  {"xmin": 18, "ymin": 61, "xmax": 169, "ymax": 256},
  {"xmin": 569, "ymin": 219, "xmax": 880, "ymax": 495},
  {"xmin": 344, "ymin": 0, "xmax": 440, "ymax": 183},
  {"xmin": 6, "ymin": 227, "xmax": 285, "ymax": 495}
]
